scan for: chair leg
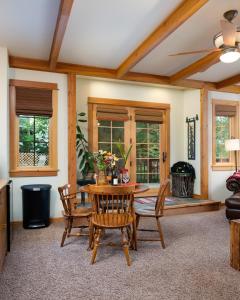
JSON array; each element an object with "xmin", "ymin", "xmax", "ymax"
[
  {"xmin": 91, "ymin": 228, "xmax": 101, "ymax": 264},
  {"xmin": 61, "ymin": 221, "xmax": 68, "ymax": 247},
  {"xmin": 156, "ymin": 217, "xmax": 165, "ymax": 249},
  {"xmin": 88, "ymin": 222, "xmax": 94, "ymax": 250},
  {"xmin": 126, "ymin": 225, "xmax": 132, "ymax": 243},
  {"xmin": 132, "ymin": 218, "xmax": 138, "ymax": 251},
  {"xmin": 67, "ymin": 218, "xmax": 73, "ymax": 236},
  {"xmin": 121, "ymin": 228, "xmax": 131, "ymax": 266}
]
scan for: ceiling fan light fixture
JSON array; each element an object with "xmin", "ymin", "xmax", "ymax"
[{"xmin": 220, "ymin": 48, "xmax": 240, "ymax": 63}]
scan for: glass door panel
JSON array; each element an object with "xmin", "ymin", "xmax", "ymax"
[
  {"xmin": 136, "ymin": 121, "xmax": 160, "ymax": 186},
  {"xmin": 98, "ymin": 120, "xmax": 125, "ymax": 167}
]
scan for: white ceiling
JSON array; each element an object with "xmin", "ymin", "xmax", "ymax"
[
  {"xmin": 59, "ymin": 0, "xmax": 181, "ymax": 68},
  {"xmin": 189, "ymin": 61, "xmax": 240, "ymax": 82},
  {"xmin": 0, "ymin": 0, "xmax": 60, "ymax": 59},
  {"xmin": 0, "ymin": 0, "xmax": 240, "ymax": 83},
  {"xmin": 132, "ymin": 0, "xmax": 240, "ymax": 78}
]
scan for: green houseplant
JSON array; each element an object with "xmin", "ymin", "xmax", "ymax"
[
  {"xmin": 76, "ymin": 112, "xmax": 94, "ymax": 179},
  {"xmin": 116, "ymin": 142, "xmax": 132, "ymax": 167}
]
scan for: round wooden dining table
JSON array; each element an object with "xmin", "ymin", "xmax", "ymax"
[
  {"xmin": 79, "ymin": 183, "xmax": 149, "ymax": 195},
  {"xmin": 79, "ymin": 183, "xmax": 149, "ymax": 251}
]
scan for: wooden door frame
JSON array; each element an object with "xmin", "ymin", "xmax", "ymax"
[
  {"xmin": 70, "ymin": 91, "xmax": 208, "ymax": 199},
  {"xmin": 87, "ymin": 97, "xmax": 170, "ymax": 196}
]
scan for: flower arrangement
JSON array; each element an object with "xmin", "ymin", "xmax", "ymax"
[{"xmin": 93, "ymin": 150, "xmax": 119, "ymax": 172}]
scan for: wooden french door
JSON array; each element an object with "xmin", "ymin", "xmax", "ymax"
[{"xmin": 88, "ymin": 98, "xmax": 170, "ymax": 196}]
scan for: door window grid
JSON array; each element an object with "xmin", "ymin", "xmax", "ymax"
[
  {"xmin": 98, "ymin": 120, "xmax": 124, "ymax": 161},
  {"xmin": 136, "ymin": 122, "xmax": 160, "ymax": 184}
]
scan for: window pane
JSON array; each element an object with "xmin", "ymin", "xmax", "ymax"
[
  {"xmin": 112, "ymin": 121, "xmax": 124, "ymax": 127},
  {"xmin": 98, "ymin": 120, "xmax": 125, "ymax": 156},
  {"xmin": 149, "ymin": 144, "xmax": 159, "ymax": 158},
  {"xmin": 137, "ymin": 144, "xmax": 148, "ymax": 158},
  {"xmin": 98, "ymin": 127, "xmax": 111, "ymax": 142},
  {"xmin": 149, "ymin": 129, "xmax": 159, "ymax": 143},
  {"xmin": 98, "ymin": 120, "xmax": 111, "ymax": 127},
  {"xmin": 19, "ymin": 117, "xmax": 34, "ymax": 142},
  {"xmin": 149, "ymin": 173, "xmax": 159, "ymax": 183},
  {"xmin": 112, "ymin": 128, "xmax": 124, "ymax": 142},
  {"xmin": 135, "ymin": 120, "xmax": 161, "ymax": 186},
  {"xmin": 136, "ymin": 122, "xmax": 148, "ymax": 129},
  {"xmin": 149, "ymin": 123, "xmax": 159, "ymax": 130},
  {"xmin": 137, "ymin": 159, "xmax": 148, "ymax": 173},
  {"xmin": 216, "ymin": 116, "xmax": 230, "ymax": 163},
  {"xmin": 136, "ymin": 129, "xmax": 147, "ymax": 143},
  {"xmin": 149, "ymin": 159, "xmax": 159, "ymax": 173},
  {"xmin": 35, "ymin": 143, "xmax": 49, "ymax": 166},
  {"xmin": 35, "ymin": 117, "xmax": 49, "ymax": 143},
  {"xmin": 137, "ymin": 173, "xmax": 148, "ymax": 183},
  {"xmin": 98, "ymin": 143, "xmax": 111, "ymax": 153},
  {"xmin": 18, "ymin": 116, "xmax": 50, "ymax": 167}
]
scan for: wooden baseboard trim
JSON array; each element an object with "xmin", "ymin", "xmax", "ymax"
[{"xmin": 11, "ymin": 217, "xmax": 64, "ymax": 227}]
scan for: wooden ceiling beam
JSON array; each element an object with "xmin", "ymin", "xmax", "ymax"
[
  {"xmin": 116, "ymin": 0, "xmax": 209, "ymax": 78},
  {"xmin": 49, "ymin": 0, "xmax": 74, "ymax": 70},
  {"xmin": 170, "ymin": 51, "xmax": 221, "ymax": 82},
  {"xmin": 8, "ymin": 56, "xmax": 240, "ymax": 94},
  {"xmin": 216, "ymin": 74, "xmax": 240, "ymax": 89}
]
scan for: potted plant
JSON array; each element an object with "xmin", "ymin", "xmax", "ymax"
[
  {"xmin": 76, "ymin": 112, "xmax": 94, "ymax": 182},
  {"xmin": 116, "ymin": 143, "xmax": 132, "ymax": 183}
]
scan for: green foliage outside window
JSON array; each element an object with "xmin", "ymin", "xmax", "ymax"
[
  {"xmin": 19, "ymin": 116, "xmax": 49, "ymax": 166},
  {"xmin": 215, "ymin": 116, "xmax": 230, "ymax": 163}
]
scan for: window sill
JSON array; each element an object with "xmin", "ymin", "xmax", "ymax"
[
  {"xmin": 9, "ymin": 168, "xmax": 59, "ymax": 177},
  {"xmin": 211, "ymin": 164, "xmax": 235, "ymax": 171}
]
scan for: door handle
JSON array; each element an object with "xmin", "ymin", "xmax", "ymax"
[{"xmin": 162, "ymin": 152, "xmax": 167, "ymax": 163}]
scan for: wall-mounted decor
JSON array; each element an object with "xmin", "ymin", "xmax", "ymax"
[{"xmin": 186, "ymin": 115, "xmax": 198, "ymax": 160}]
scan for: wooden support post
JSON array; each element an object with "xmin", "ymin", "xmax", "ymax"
[
  {"xmin": 68, "ymin": 73, "xmax": 77, "ymax": 191},
  {"xmin": 200, "ymin": 88, "xmax": 208, "ymax": 199},
  {"xmin": 230, "ymin": 219, "xmax": 240, "ymax": 271}
]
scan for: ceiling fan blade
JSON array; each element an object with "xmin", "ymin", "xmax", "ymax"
[
  {"xmin": 220, "ymin": 20, "xmax": 236, "ymax": 46},
  {"xmin": 169, "ymin": 48, "xmax": 220, "ymax": 56}
]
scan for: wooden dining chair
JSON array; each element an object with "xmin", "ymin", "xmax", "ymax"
[
  {"xmin": 58, "ymin": 184, "xmax": 92, "ymax": 247},
  {"xmin": 87, "ymin": 185, "xmax": 135, "ymax": 266},
  {"xmin": 135, "ymin": 179, "xmax": 170, "ymax": 248}
]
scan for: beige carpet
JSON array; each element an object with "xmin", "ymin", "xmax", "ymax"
[{"xmin": 1, "ymin": 209, "xmax": 240, "ymax": 300}]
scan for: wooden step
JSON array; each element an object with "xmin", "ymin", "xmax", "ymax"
[{"xmin": 164, "ymin": 200, "xmax": 221, "ymax": 216}]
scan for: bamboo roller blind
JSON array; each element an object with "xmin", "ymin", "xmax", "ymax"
[
  {"xmin": 96, "ymin": 105, "xmax": 129, "ymax": 121},
  {"xmin": 96, "ymin": 105, "xmax": 164, "ymax": 123},
  {"xmin": 16, "ymin": 87, "xmax": 53, "ymax": 117},
  {"xmin": 135, "ymin": 109, "xmax": 163, "ymax": 123},
  {"xmin": 215, "ymin": 104, "xmax": 236, "ymax": 117}
]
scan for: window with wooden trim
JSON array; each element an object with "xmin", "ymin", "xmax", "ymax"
[
  {"xmin": 88, "ymin": 98, "xmax": 170, "ymax": 196},
  {"xmin": 212, "ymin": 100, "xmax": 239, "ymax": 170},
  {"xmin": 9, "ymin": 80, "xmax": 58, "ymax": 177}
]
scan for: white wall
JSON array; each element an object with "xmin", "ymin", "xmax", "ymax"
[
  {"xmin": 8, "ymin": 68, "xmax": 68, "ymax": 221},
  {"xmin": 77, "ymin": 77, "xmax": 184, "ymax": 165},
  {"xmin": 76, "ymin": 77, "xmax": 201, "ymax": 193},
  {"xmin": 0, "ymin": 47, "xmax": 9, "ymax": 178},
  {"xmin": 208, "ymin": 91, "xmax": 240, "ymax": 202},
  {"xmin": 183, "ymin": 90, "xmax": 201, "ymax": 195}
]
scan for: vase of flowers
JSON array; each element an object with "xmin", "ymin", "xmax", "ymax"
[{"xmin": 93, "ymin": 150, "xmax": 119, "ymax": 185}]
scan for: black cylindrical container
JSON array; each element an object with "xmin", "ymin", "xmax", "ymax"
[{"xmin": 21, "ymin": 184, "xmax": 51, "ymax": 229}]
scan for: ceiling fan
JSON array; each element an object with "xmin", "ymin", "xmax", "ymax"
[{"xmin": 170, "ymin": 10, "xmax": 240, "ymax": 63}]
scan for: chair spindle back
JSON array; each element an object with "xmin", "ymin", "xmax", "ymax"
[
  {"xmin": 58, "ymin": 184, "xmax": 75, "ymax": 215},
  {"xmin": 87, "ymin": 185, "xmax": 135, "ymax": 215},
  {"xmin": 155, "ymin": 179, "xmax": 170, "ymax": 216}
]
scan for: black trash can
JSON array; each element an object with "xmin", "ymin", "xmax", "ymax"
[
  {"xmin": 171, "ymin": 162, "xmax": 195, "ymax": 198},
  {"xmin": 21, "ymin": 184, "xmax": 51, "ymax": 229}
]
